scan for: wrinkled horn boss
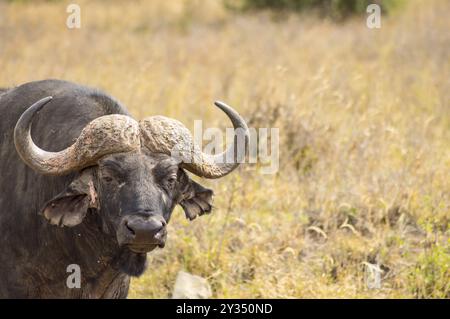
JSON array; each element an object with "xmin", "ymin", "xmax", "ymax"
[
  {"xmin": 139, "ymin": 101, "xmax": 249, "ymax": 178},
  {"xmin": 14, "ymin": 97, "xmax": 141, "ymax": 175},
  {"xmin": 14, "ymin": 97, "xmax": 249, "ymax": 178}
]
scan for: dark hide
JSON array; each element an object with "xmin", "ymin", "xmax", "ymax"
[{"xmin": 0, "ymin": 80, "xmax": 213, "ymax": 298}]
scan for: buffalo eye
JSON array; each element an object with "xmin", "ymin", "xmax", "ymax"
[
  {"xmin": 100, "ymin": 161, "xmax": 126, "ymax": 184},
  {"xmin": 159, "ymin": 170, "xmax": 179, "ymax": 194},
  {"xmin": 164, "ymin": 174, "xmax": 177, "ymax": 192},
  {"xmin": 102, "ymin": 175, "xmax": 114, "ymax": 183},
  {"xmin": 100, "ymin": 169, "xmax": 117, "ymax": 183}
]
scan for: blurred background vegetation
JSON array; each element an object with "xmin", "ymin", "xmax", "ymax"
[
  {"xmin": 0, "ymin": 0, "xmax": 448, "ymax": 298},
  {"xmin": 225, "ymin": 0, "xmax": 404, "ymax": 19},
  {"xmin": 6, "ymin": 0, "xmax": 405, "ymax": 19}
]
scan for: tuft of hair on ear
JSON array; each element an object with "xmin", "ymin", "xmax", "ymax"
[
  {"xmin": 41, "ymin": 194, "xmax": 90, "ymax": 227},
  {"xmin": 39, "ymin": 168, "xmax": 98, "ymax": 227},
  {"xmin": 180, "ymin": 180, "xmax": 214, "ymax": 220}
]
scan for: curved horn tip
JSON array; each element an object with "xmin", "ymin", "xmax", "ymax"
[
  {"xmin": 31, "ymin": 96, "xmax": 53, "ymax": 112},
  {"xmin": 41, "ymin": 96, "xmax": 53, "ymax": 102},
  {"xmin": 214, "ymin": 100, "xmax": 243, "ymax": 118},
  {"xmin": 214, "ymin": 100, "xmax": 229, "ymax": 109}
]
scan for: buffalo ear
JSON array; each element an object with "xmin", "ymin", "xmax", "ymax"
[
  {"xmin": 179, "ymin": 174, "xmax": 214, "ymax": 221},
  {"xmin": 41, "ymin": 169, "xmax": 98, "ymax": 227}
]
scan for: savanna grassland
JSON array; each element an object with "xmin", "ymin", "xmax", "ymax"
[{"xmin": 0, "ymin": 0, "xmax": 448, "ymax": 298}]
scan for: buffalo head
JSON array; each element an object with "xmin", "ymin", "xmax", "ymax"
[{"xmin": 14, "ymin": 96, "xmax": 248, "ymax": 276}]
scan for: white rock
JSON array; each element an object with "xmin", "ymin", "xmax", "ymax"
[{"xmin": 172, "ymin": 271, "xmax": 212, "ymax": 299}]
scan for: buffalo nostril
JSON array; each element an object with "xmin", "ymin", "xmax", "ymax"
[
  {"xmin": 124, "ymin": 222, "xmax": 136, "ymax": 236},
  {"xmin": 154, "ymin": 229, "xmax": 165, "ymax": 241},
  {"xmin": 125, "ymin": 217, "xmax": 165, "ymax": 242}
]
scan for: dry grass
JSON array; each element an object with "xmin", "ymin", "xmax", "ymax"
[{"xmin": 0, "ymin": 0, "xmax": 448, "ymax": 298}]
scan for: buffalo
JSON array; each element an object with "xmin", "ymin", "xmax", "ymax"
[{"xmin": 0, "ymin": 79, "xmax": 248, "ymax": 298}]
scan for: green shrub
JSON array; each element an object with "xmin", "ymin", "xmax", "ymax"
[
  {"xmin": 408, "ymin": 243, "xmax": 450, "ymax": 298},
  {"xmin": 225, "ymin": 0, "xmax": 404, "ymax": 19}
]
